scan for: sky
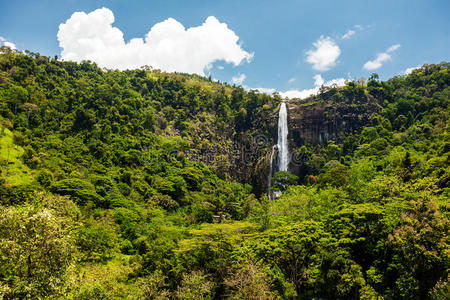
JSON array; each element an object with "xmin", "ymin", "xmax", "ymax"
[{"xmin": 1, "ymin": 0, "xmax": 449, "ymax": 98}]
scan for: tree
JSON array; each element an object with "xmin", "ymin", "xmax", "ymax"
[
  {"xmin": 76, "ymin": 225, "xmax": 117, "ymax": 262},
  {"xmin": 387, "ymin": 198, "xmax": 449, "ymax": 299},
  {"xmin": 319, "ymin": 160, "xmax": 350, "ymax": 187},
  {"xmin": 7, "ymin": 85, "xmax": 28, "ymax": 114},
  {"xmin": 271, "ymin": 171, "xmax": 298, "ymax": 192},
  {"xmin": 20, "ymin": 103, "xmax": 39, "ymax": 128},
  {"xmin": 225, "ymin": 261, "xmax": 280, "ymax": 299},
  {"xmin": 137, "ymin": 271, "xmax": 170, "ymax": 300},
  {"xmin": 175, "ymin": 270, "xmax": 214, "ymax": 299},
  {"xmin": 0, "ymin": 194, "xmax": 79, "ymax": 298},
  {"xmin": 240, "ymin": 221, "xmax": 332, "ymax": 295}
]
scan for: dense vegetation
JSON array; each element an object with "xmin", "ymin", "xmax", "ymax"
[{"xmin": 0, "ymin": 47, "xmax": 448, "ymax": 299}]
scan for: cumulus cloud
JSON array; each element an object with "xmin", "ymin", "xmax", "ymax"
[
  {"xmin": 241, "ymin": 74, "xmax": 346, "ymax": 99},
  {"xmin": 306, "ymin": 36, "xmax": 341, "ymax": 71},
  {"xmin": 247, "ymin": 87, "xmax": 276, "ymax": 94},
  {"xmin": 404, "ymin": 65, "xmax": 420, "ymax": 75},
  {"xmin": 313, "ymin": 74, "xmax": 325, "ymax": 86},
  {"xmin": 57, "ymin": 7, "xmax": 253, "ymax": 75},
  {"xmin": 363, "ymin": 44, "xmax": 401, "ymax": 70},
  {"xmin": 279, "ymin": 74, "xmax": 346, "ymax": 99},
  {"xmin": 241, "ymin": 82, "xmax": 276, "ymax": 94},
  {"xmin": 341, "ymin": 29, "xmax": 356, "ymax": 39},
  {"xmin": 279, "ymin": 88, "xmax": 316, "ymax": 99},
  {"xmin": 231, "ymin": 73, "xmax": 246, "ymax": 85},
  {"xmin": 0, "ymin": 36, "xmax": 16, "ymax": 50}
]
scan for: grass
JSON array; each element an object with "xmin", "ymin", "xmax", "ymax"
[{"xmin": 0, "ymin": 126, "xmax": 34, "ymax": 185}]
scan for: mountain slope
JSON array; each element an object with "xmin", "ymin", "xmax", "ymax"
[{"xmin": 0, "ymin": 48, "xmax": 448, "ymax": 299}]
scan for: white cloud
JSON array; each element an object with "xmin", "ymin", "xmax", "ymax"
[
  {"xmin": 57, "ymin": 7, "xmax": 253, "ymax": 75},
  {"xmin": 404, "ymin": 65, "xmax": 420, "ymax": 75},
  {"xmin": 279, "ymin": 74, "xmax": 346, "ymax": 99},
  {"xmin": 3, "ymin": 42, "xmax": 16, "ymax": 50},
  {"xmin": 242, "ymin": 74, "xmax": 346, "ymax": 99},
  {"xmin": 231, "ymin": 73, "xmax": 246, "ymax": 85},
  {"xmin": 241, "ymin": 84, "xmax": 276, "ymax": 94},
  {"xmin": 280, "ymin": 88, "xmax": 317, "ymax": 99},
  {"xmin": 241, "ymin": 82, "xmax": 276, "ymax": 94},
  {"xmin": 217, "ymin": 65, "xmax": 224, "ymax": 70},
  {"xmin": 248, "ymin": 87, "xmax": 276, "ymax": 94},
  {"xmin": 287, "ymin": 77, "xmax": 296, "ymax": 84},
  {"xmin": 326, "ymin": 77, "xmax": 347, "ymax": 87},
  {"xmin": 0, "ymin": 36, "xmax": 16, "ymax": 50},
  {"xmin": 306, "ymin": 36, "xmax": 341, "ymax": 71},
  {"xmin": 313, "ymin": 74, "xmax": 324, "ymax": 86},
  {"xmin": 363, "ymin": 44, "xmax": 401, "ymax": 70},
  {"xmin": 340, "ymin": 25, "xmax": 366, "ymax": 40},
  {"xmin": 341, "ymin": 29, "xmax": 356, "ymax": 39},
  {"xmin": 387, "ymin": 44, "xmax": 401, "ymax": 52}
]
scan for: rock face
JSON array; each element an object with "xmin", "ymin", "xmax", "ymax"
[
  {"xmin": 287, "ymin": 92, "xmax": 381, "ymax": 148},
  {"xmin": 191, "ymin": 89, "xmax": 382, "ymax": 197},
  {"xmin": 247, "ymin": 90, "xmax": 382, "ymax": 196}
]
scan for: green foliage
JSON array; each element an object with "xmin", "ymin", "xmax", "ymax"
[
  {"xmin": 74, "ymin": 283, "xmax": 110, "ymax": 300},
  {"xmin": 225, "ymin": 261, "xmax": 282, "ymax": 299},
  {"xmin": 76, "ymin": 225, "xmax": 118, "ymax": 262},
  {"xmin": 50, "ymin": 178, "xmax": 106, "ymax": 207},
  {"xmin": 318, "ymin": 160, "xmax": 350, "ymax": 187},
  {"xmin": 136, "ymin": 270, "xmax": 170, "ymax": 300},
  {"xmin": 271, "ymin": 171, "xmax": 299, "ymax": 192},
  {"xmin": 175, "ymin": 270, "xmax": 214, "ymax": 299},
  {"xmin": 0, "ymin": 51, "xmax": 448, "ymax": 299},
  {"xmin": 269, "ymin": 185, "xmax": 348, "ymax": 222},
  {"xmin": 0, "ymin": 126, "xmax": 34, "ymax": 186},
  {"xmin": 387, "ymin": 198, "xmax": 449, "ymax": 298},
  {"xmin": 0, "ymin": 194, "xmax": 79, "ymax": 298}
]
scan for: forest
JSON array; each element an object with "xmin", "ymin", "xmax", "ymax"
[{"xmin": 0, "ymin": 46, "xmax": 448, "ymax": 299}]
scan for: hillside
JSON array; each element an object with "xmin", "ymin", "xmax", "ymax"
[{"xmin": 0, "ymin": 48, "xmax": 449, "ymax": 299}]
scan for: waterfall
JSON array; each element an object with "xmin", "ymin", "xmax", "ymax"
[
  {"xmin": 267, "ymin": 102, "xmax": 289, "ymax": 200},
  {"xmin": 277, "ymin": 102, "xmax": 289, "ymax": 172}
]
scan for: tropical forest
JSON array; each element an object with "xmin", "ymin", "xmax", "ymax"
[
  {"xmin": 0, "ymin": 1, "xmax": 449, "ymax": 299},
  {"xmin": 0, "ymin": 46, "xmax": 448, "ymax": 299}
]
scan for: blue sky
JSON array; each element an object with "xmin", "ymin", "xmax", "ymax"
[{"xmin": 1, "ymin": 0, "xmax": 449, "ymax": 97}]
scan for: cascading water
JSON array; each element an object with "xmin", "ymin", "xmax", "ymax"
[
  {"xmin": 277, "ymin": 102, "xmax": 289, "ymax": 172},
  {"xmin": 268, "ymin": 101, "xmax": 289, "ymax": 199}
]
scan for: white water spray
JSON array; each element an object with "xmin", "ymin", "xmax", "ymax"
[
  {"xmin": 277, "ymin": 102, "xmax": 289, "ymax": 172},
  {"xmin": 267, "ymin": 102, "xmax": 290, "ymax": 199}
]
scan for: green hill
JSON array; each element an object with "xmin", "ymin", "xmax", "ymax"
[{"xmin": 0, "ymin": 47, "xmax": 448, "ymax": 299}]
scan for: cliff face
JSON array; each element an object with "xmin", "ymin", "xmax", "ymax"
[
  {"xmin": 287, "ymin": 92, "xmax": 381, "ymax": 147},
  {"xmin": 183, "ymin": 88, "xmax": 382, "ymax": 197},
  {"xmin": 247, "ymin": 91, "xmax": 382, "ymax": 196}
]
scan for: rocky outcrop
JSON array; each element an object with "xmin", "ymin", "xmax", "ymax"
[
  {"xmin": 287, "ymin": 91, "xmax": 381, "ymax": 148},
  {"xmin": 247, "ymin": 91, "xmax": 382, "ymax": 196},
  {"xmin": 189, "ymin": 90, "xmax": 382, "ymax": 197}
]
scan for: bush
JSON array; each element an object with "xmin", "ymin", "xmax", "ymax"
[
  {"xmin": 0, "ymin": 197, "xmax": 77, "ymax": 298},
  {"xmin": 75, "ymin": 283, "xmax": 110, "ymax": 300},
  {"xmin": 50, "ymin": 178, "xmax": 106, "ymax": 207},
  {"xmin": 149, "ymin": 193, "xmax": 179, "ymax": 211},
  {"xmin": 37, "ymin": 169, "xmax": 53, "ymax": 187},
  {"xmin": 76, "ymin": 225, "xmax": 118, "ymax": 262}
]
